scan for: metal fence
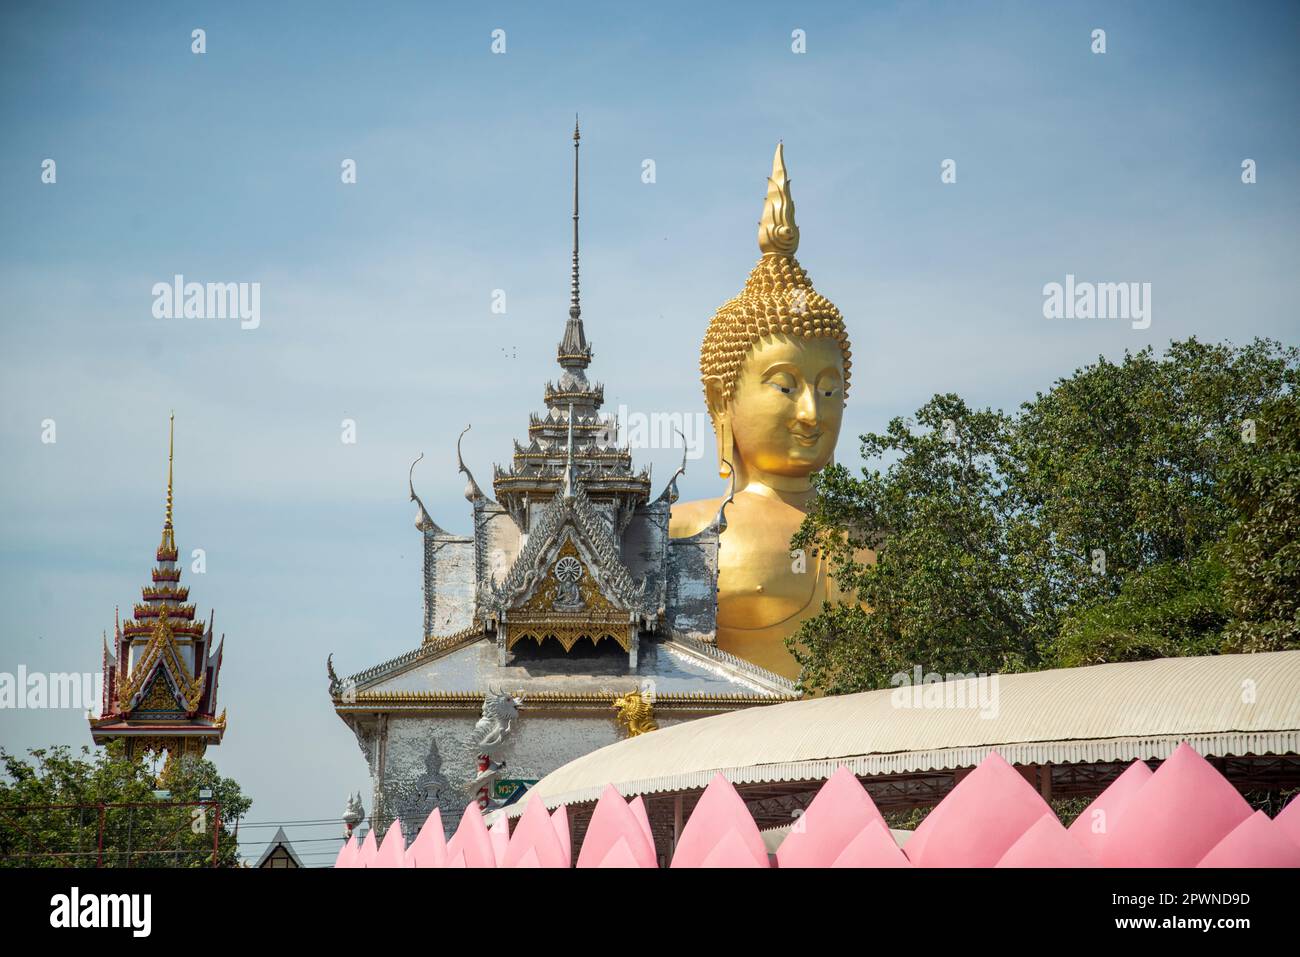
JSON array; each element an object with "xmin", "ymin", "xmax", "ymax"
[{"xmin": 0, "ymin": 801, "xmax": 223, "ymax": 867}]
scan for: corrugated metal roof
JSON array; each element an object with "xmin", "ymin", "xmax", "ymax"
[{"xmin": 511, "ymin": 651, "xmax": 1300, "ymax": 814}]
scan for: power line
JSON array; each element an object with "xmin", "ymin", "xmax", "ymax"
[{"xmin": 227, "ymin": 818, "xmax": 348, "ymax": 828}]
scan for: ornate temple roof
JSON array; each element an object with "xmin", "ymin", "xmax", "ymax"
[
  {"xmin": 331, "ymin": 627, "xmax": 796, "ymax": 712},
  {"xmin": 487, "ymin": 458, "xmax": 645, "ymax": 616},
  {"xmin": 91, "ymin": 415, "xmax": 225, "ymax": 746}
]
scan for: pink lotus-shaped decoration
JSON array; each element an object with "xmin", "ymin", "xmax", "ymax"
[
  {"xmin": 333, "ymin": 834, "xmax": 358, "ymax": 869},
  {"xmin": 488, "ymin": 816, "xmax": 510, "ymax": 866},
  {"xmin": 830, "ymin": 820, "xmax": 911, "ymax": 868},
  {"xmin": 405, "ymin": 808, "xmax": 447, "ymax": 868},
  {"xmin": 1273, "ymin": 795, "xmax": 1300, "ymax": 850},
  {"xmin": 670, "ymin": 773, "xmax": 769, "ymax": 868},
  {"xmin": 354, "ymin": 828, "xmax": 378, "ymax": 868},
  {"xmin": 629, "ymin": 796, "xmax": 656, "ymax": 857},
  {"xmin": 576, "ymin": 784, "xmax": 657, "ymax": 868},
  {"xmin": 372, "ymin": 819, "xmax": 406, "ymax": 868},
  {"xmin": 1100, "ymin": 743, "xmax": 1253, "ymax": 867},
  {"xmin": 551, "ymin": 805, "xmax": 572, "ymax": 864},
  {"xmin": 776, "ymin": 765, "xmax": 892, "ymax": 868},
  {"xmin": 997, "ymin": 814, "xmax": 1096, "ymax": 867},
  {"xmin": 1067, "ymin": 759, "xmax": 1152, "ymax": 860},
  {"xmin": 905, "ymin": 751, "xmax": 1052, "ymax": 867},
  {"xmin": 1197, "ymin": 810, "xmax": 1300, "ymax": 868},
  {"xmin": 500, "ymin": 797, "xmax": 570, "ymax": 868},
  {"xmin": 444, "ymin": 803, "xmax": 496, "ymax": 869}
]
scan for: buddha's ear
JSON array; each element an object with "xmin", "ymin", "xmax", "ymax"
[
  {"xmin": 702, "ymin": 375, "xmax": 729, "ymax": 422},
  {"xmin": 702, "ymin": 375, "xmax": 733, "ymax": 479}
]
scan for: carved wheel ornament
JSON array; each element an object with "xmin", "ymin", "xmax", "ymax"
[
  {"xmin": 554, "ymin": 555, "xmax": 582, "ymax": 582},
  {"xmin": 552, "ymin": 555, "xmax": 584, "ymax": 609}
]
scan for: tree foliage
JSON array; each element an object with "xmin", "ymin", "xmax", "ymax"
[
  {"xmin": 0, "ymin": 744, "xmax": 250, "ymax": 867},
  {"xmin": 1220, "ymin": 394, "xmax": 1300, "ymax": 652}
]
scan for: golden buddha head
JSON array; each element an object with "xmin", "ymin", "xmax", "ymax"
[{"xmin": 700, "ymin": 144, "xmax": 852, "ymax": 483}]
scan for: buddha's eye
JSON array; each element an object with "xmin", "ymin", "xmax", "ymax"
[{"xmin": 767, "ymin": 374, "xmax": 796, "ymax": 395}]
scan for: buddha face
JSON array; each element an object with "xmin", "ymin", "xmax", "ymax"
[{"xmin": 712, "ymin": 334, "xmax": 845, "ymax": 483}]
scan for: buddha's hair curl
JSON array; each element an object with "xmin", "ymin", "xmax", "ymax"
[{"xmin": 699, "ymin": 254, "xmax": 851, "ymax": 410}]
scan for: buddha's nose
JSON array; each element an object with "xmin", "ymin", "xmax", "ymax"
[{"xmin": 796, "ymin": 384, "xmax": 819, "ymax": 425}]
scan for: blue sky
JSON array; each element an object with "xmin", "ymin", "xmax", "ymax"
[{"xmin": 1, "ymin": 1, "xmax": 1297, "ymax": 864}]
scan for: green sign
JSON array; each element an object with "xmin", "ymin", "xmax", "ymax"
[{"xmin": 494, "ymin": 779, "xmax": 538, "ymax": 801}]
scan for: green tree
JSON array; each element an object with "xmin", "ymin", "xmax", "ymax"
[
  {"xmin": 790, "ymin": 395, "xmax": 1031, "ymax": 693},
  {"xmin": 0, "ymin": 744, "xmax": 250, "ymax": 867},
  {"xmin": 1220, "ymin": 395, "xmax": 1300, "ymax": 652},
  {"xmin": 1054, "ymin": 550, "xmax": 1228, "ymax": 666},
  {"xmin": 1014, "ymin": 338, "xmax": 1295, "ymax": 666},
  {"xmin": 1009, "ymin": 338, "xmax": 1295, "ymax": 635}
]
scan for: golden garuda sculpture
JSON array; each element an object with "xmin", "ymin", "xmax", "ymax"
[{"xmin": 670, "ymin": 143, "xmax": 866, "ymax": 678}]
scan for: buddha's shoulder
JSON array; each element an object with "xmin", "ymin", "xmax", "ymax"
[
  {"xmin": 670, "ymin": 490, "xmax": 805, "ymax": 537},
  {"xmin": 668, "ymin": 496, "xmax": 727, "ymax": 538}
]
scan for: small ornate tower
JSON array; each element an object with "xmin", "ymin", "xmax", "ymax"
[{"xmin": 89, "ymin": 415, "xmax": 227, "ymax": 774}]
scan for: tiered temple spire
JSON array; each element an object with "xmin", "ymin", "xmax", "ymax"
[
  {"xmin": 492, "ymin": 122, "xmax": 651, "ymax": 529},
  {"xmin": 90, "ymin": 415, "xmax": 226, "ymax": 773}
]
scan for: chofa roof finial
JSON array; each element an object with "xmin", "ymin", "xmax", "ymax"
[
  {"xmin": 409, "ymin": 453, "xmax": 444, "ymax": 533},
  {"xmin": 457, "ymin": 425, "xmax": 486, "ymax": 502}
]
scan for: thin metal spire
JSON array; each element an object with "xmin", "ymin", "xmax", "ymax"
[
  {"xmin": 557, "ymin": 117, "xmax": 591, "ymax": 369},
  {"xmin": 570, "ymin": 115, "xmax": 580, "ymax": 321}
]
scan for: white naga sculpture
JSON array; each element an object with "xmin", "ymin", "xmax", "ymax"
[{"xmin": 467, "ymin": 688, "xmax": 524, "ymax": 809}]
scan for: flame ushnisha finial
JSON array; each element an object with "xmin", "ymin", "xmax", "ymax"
[{"xmin": 757, "ymin": 141, "xmax": 799, "ymax": 257}]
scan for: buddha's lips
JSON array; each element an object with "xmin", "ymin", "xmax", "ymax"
[{"xmin": 790, "ymin": 430, "xmax": 823, "ymax": 446}]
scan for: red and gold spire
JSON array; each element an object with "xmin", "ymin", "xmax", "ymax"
[
  {"xmin": 132, "ymin": 413, "xmax": 198, "ymax": 638},
  {"xmin": 158, "ymin": 411, "xmax": 178, "ymax": 562},
  {"xmin": 91, "ymin": 414, "xmax": 227, "ymax": 768}
]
